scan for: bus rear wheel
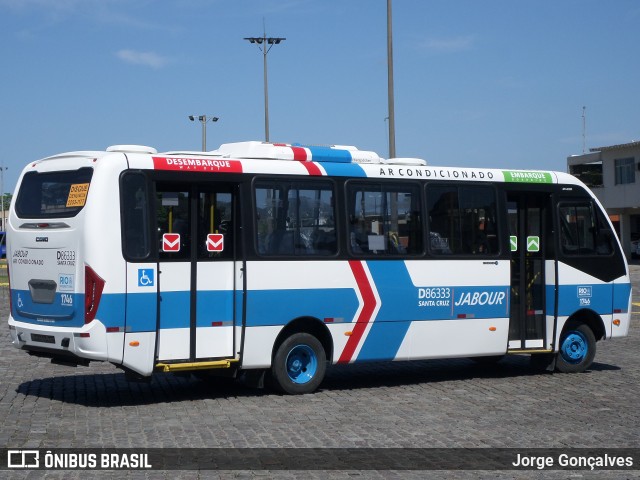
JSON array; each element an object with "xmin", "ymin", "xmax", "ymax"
[
  {"xmin": 556, "ymin": 323, "xmax": 596, "ymax": 373},
  {"xmin": 271, "ymin": 332, "xmax": 326, "ymax": 394}
]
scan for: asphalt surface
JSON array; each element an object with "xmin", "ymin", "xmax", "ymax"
[{"xmin": 1, "ymin": 265, "xmax": 640, "ymax": 479}]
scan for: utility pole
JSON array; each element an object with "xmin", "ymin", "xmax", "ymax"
[
  {"xmin": 387, "ymin": 0, "xmax": 396, "ymax": 159},
  {"xmin": 244, "ymin": 22, "xmax": 286, "ymax": 142},
  {"xmin": 0, "ymin": 164, "xmax": 7, "ymax": 231},
  {"xmin": 582, "ymin": 106, "xmax": 587, "ymax": 154}
]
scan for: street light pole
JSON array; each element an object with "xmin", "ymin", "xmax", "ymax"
[
  {"xmin": 0, "ymin": 164, "xmax": 7, "ymax": 231},
  {"xmin": 262, "ymin": 42, "xmax": 269, "ymax": 142},
  {"xmin": 188, "ymin": 115, "xmax": 219, "ymax": 151},
  {"xmin": 244, "ymin": 28, "xmax": 286, "ymax": 142},
  {"xmin": 387, "ymin": 0, "xmax": 396, "ymax": 159}
]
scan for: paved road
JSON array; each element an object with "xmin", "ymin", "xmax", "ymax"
[{"xmin": 1, "ymin": 267, "xmax": 640, "ymax": 479}]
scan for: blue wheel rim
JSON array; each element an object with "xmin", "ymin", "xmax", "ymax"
[
  {"xmin": 560, "ymin": 331, "xmax": 588, "ymax": 364},
  {"xmin": 286, "ymin": 344, "xmax": 317, "ymax": 384}
]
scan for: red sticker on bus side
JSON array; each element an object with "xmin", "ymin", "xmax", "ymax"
[
  {"xmin": 162, "ymin": 233, "xmax": 181, "ymax": 252},
  {"xmin": 152, "ymin": 157, "xmax": 243, "ymax": 173},
  {"xmin": 206, "ymin": 234, "xmax": 224, "ymax": 252}
]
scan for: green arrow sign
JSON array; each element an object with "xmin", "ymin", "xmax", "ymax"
[
  {"xmin": 527, "ymin": 236, "xmax": 540, "ymax": 252},
  {"xmin": 510, "ymin": 235, "xmax": 518, "ymax": 252}
]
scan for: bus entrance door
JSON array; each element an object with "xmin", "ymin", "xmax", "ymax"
[
  {"xmin": 507, "ymin": 191, "xmax": 550, "ymax": 351},
  {"xmin": 155, "ymin": 182, "xmax": 238, "ymax": 363}
]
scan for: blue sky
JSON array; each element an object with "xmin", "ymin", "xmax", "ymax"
[{"xmin": 1, "ymin": 0, "xmax": 639, "ymax": 192}]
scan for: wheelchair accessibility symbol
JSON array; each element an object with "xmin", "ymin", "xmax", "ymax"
[{"xmin": 138, "ymin": 269, "xmax": 154, "ymax": 287}]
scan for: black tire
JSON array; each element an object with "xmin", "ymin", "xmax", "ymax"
[
  {"xmin": 271, "ymin": 332, "xmax": 326, "ymax": 395},
  {"xmin": 555, "ymin": 323, "xmax": 596, "ymax": 373}
]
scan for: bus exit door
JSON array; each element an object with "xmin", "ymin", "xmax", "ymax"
[
  {"xmin": 507, "ymin": 191, "xmax": 552, "ymax": 351},
  {"xmin": 154, "ymin": 181, "xmax": 239, "ymax": 362}
]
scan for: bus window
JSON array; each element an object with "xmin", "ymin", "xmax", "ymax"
[
  {"xmin": 559, "ymin": 202, "xmax": 614, "ymax": 256},
  {"xmin": 120, "ymin": 172, "xmax": 151, "ymax": 261},
  {"xmin": 15, "ymin": 168, "xmax": 93, "ymax": 219},
  {"xmin": 347, "ymin": 182, "xmax": 422, "ymax": 256},
  {"xmin": 255, "ymin": 180, "xmax": 336, "ymax": 256},
  {"xmin": 156, "ymin": 185, "xmax": 190, "ymax": 260},
  {"xmin": 427, "ymin": 185, "xmax": 498, "ymax": 256},
  {"xmin": 197, "ymin": 190, "xmax": 234, "ymax": 259}
]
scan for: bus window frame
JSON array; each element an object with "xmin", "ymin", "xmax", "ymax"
[
  {"xmin": 345, "ymin": 179, "xmax": 425, "ymax": 258},
  {"xmin": 119, "ymin": 170, "xmax": 155, "ymax": 263},
  {"xmin": 15, "ymin": 167, "xmax": 94, "ymax": 219},
  {"xmin": 557, "ymin": 200, "xmax": 616, "ymax": 258},
  {"xmin": 425, "ymin": 182, "xmax": 502, "ymax": 259},
  {"xmin": 252, "ymin": 175, "xmax": 340, "ymax": 259}
]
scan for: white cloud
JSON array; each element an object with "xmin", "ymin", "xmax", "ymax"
[{"xmin": 116, "ymin": 49, "xmax": 170, "ymax": 69}]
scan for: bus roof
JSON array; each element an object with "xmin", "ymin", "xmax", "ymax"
[{"xmin": 27, "ymin": 141, "xmax": 581, "ymax": 187}]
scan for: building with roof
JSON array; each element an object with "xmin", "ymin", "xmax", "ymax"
[{"xmin": 567, "ymin": 140, "xmax": 640, "ymax": 258}]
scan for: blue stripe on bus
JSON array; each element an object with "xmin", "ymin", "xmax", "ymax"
[
  {"xmin": 356, "ymin": 261, "xmax": 415, "ymax": 361},
  {"xmin": 366, "ymin": 260, "xmax": 511, "ymax": 321},
  {"xmin": 245, "ymin": 288, "xmax": 359, "ymax": 327},
  {"xmin": 307, "ymin": 146, "xmax": 353, "ymax": 163},
  {"xmin": 196, "ymin": 290, "xmax": 235, "ymax": 327},
  {"xmin": 159, "ymin": 290, "xmax": 190, "ymax": 329},
  {"xmin": 14, "ymin": 279, "xmax": 632, "ymax": 342},
  {"xmin": 11, "ymin": 289, "xmax": 83, "ymax": 327},
  {"xmin": 356, "ymin": 321, "xmax": 411, "ymax": 361},
  {"xmin": 124, "ymin": 292, "xmax": 155, "ymax": 331},
  {"xmin": 613, "ymin": 282, "xmax": 632, "ymax": 312},
  {"xmin": 366, "ymin": 261, "xmax": 417, "ymax": 321},
  {"xmin": 552, "ymin": 282, "xmax": 632, "ymax": 317},
  {"xmin": 554, "ymin": 284, "xmax": 613, "ymax": 316},
  {"xmin": 319, "ymin": 162, "xmax": 367, "ymax": 178}
]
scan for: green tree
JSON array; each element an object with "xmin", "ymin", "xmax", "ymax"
[{"xmin": 1, "ymin": 193, "xmax": 11, "ymax": 209}]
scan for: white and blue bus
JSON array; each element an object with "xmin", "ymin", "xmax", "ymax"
[{"xmin": 6, "ymin": 141, "xmax": 632, "ymax": 394}]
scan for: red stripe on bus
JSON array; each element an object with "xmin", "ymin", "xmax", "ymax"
[
  {"xmin": 290, "ymin": 146, "xmax": 307, "ymax": 161},
  {"xmin": 338, "ymin": 261, "xmax": 377, "ymax": 364},
  {"xmin": 298, "ymin": 161, "xmax": 323, "ymax": 176}
]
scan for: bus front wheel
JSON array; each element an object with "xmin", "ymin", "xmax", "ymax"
[
  {"xmin": 556, "ymin": 323, "xmax": 596, "ymax": 373},
  {"xmin": 271, "ymin": 332, "xmax": 326, "ymax": 394}
]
